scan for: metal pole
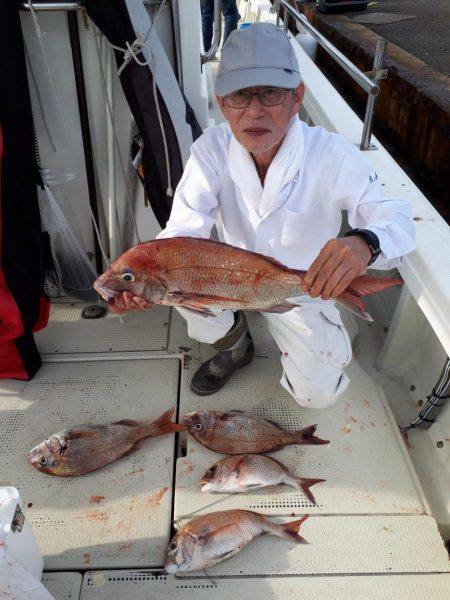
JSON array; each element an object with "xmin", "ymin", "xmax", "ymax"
[
  {"xmin": 67, "ymin": 11, "xmax": 104, "ymax": 274},
  {"xmin": 201, "ymin": 0, "xmax": 222, "ymax": 65},
  {"xmin": 106, "ymin": 44, "xmax": 118, "ymax": 261},
  {"xmin": 283, "ymin": 2, "xmax": 289, "ymax": 32},
  {"xmin": 360, "ymin": 38, "xmax": 388, "ymax": 151},
  {"xmin": 21, "ymin": 2, "xmax": 80, "ymax": 10},
  {"xmin": 170, "ymin": 0, "xmax": 183, "ymax": 87},
  {"xmin": 276, "ymin": 1, "xmax": 280, "ymax": 27},
  {"xmin": 277, "ymin": 0, "xmax": 378, "ymax": 96}
]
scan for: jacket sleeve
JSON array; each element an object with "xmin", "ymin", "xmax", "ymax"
[
  {"xmin": 333, "ymin": 144, "xmax": 416, "ymax": 269},
  {"xmin": 157, "ymin": 140, "xmax": 219, "ymax": 240}
]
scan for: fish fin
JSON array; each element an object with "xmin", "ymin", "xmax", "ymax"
[
  {"xmin": 164, "ymin": 292, "xmax": 216, "ymax": 316},
  {"xmin": 165, "ymin": 291, "xmax": 238, "ymax": 313},
  {"xmin": 113, "ymin": 419, "xmax": 139, "ymax": 427},
  {"xmin": 294, "ymin": 424, "xmax": 329, "ymax": 446},
  {"xmin": 260, "ymin": 302, "xmax": 297, "ymax": 314},
  {"xmin": 335, "ymin": 290, "xmax": 373, "ymax": 321},
  {"xmin": 282, "ymin": 515, "xmax": 309, "ymax": 544},
  {"xmin": 143, "ymin": 408, "xmax": 187, "ymax": 438},
  {"xmin": 336, "ymin": 276, "xmax": 402, "ymax": 321},
  {"xmin": 292, "ymin": 477, "xmax": 326, "ymax": 505}
]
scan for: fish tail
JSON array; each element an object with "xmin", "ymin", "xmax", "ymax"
[
  {"xmin": 336, "ymin": 276, "xmax": 403, "ymax": 321},
  {"xmin": 277, "ymin": 515, "xmax": 309, "ymax": 544},
  {"xmin": 293, "ymin": 424, "xmax": 329, "ymax": 445},
  {"xmin": 143, "ymin": 408, "xmax": 187, "ymax": 438},
  {"xmin": 292, "ymin": 477, "xmax": 326, "ymax": 505}
]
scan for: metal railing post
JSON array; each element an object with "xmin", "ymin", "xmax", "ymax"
[
  {"xmin": 283, "ymin": 2, "xmax": 289, "ymax": 32},
  {"xmin": 360, "ymin": 38, "xmax": 388, "ymax": 150},
  {"xmin": 276, "ymin": 1, "xmax": 280, "ymax": 27},
  {"xmin": 201, "ymin": 0, "xmax": 222, "ymax": 65}
]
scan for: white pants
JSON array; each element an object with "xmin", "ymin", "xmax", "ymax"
[{"xmin": 178, "ymin": 299, "xmax": 352, "ymax": 409}]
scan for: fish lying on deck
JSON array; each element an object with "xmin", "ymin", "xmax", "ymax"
[
  {"xmin": 200, "ymin": 454, "xmax": 325, "ymax": 504},
  {"xmin": 94, "ymin": 237, "xmax": 402, "ymax": 321},
  {"xmin": 184, "ymin": 410, "xmax": 328, "ymax": 454},
  {"xmin": 165, "ymin": 509, "xmax": 308, "ymax": 573},
  {"xmin": 28, "ymin": 408, "xmax": 186, "ymax": 477}
]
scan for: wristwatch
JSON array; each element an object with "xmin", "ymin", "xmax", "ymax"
[{"xmin": 344, "ymin": 228, "xmax": 381, "ymax": 266}]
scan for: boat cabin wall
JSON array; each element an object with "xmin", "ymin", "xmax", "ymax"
[{"xmin": 21, "ymin": 3, "xmax": 211, "ymax": 271}]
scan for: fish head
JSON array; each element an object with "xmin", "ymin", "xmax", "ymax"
[
  {"xmin": 28, "ymin": 435, "xmax": 65, "ymax": 475},
  {"xmin": 199, "ymin": 458, "xmax": 234, "ymax": 493},
  {"xmin": 183, "ymin": 411, "xmax": 219, "ymax": 444},
  {"xmin": 93, "ymin": 246, "xmax": 166, "ymax": 303},
  {"xmin": 164, "ymin": 530, "xmax": 197, "ymax": 573}
]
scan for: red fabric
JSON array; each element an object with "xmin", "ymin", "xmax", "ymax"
[
  {"xmin": 33, "ymin": 296, "xmax": 50, "ymax": 333},
  {"xmin": 0, "ymin": 124, "xmax": 49, "ymax": 379}
]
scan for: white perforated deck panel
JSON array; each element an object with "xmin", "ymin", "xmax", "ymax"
[
  {"xmin": 42, "ymin": 572, "xmax": 82, "ymax": 600},
  {"xmin": 0, "ymin": 359, "xmax": 179, "ymax": 570},
  {"xmin": 175, "ymin": 313, "xmax": 427, "ymax": 518},
  {"xmin": 36, "ymin": 302, "xmax": 171, "ymax": 354},
  {"xmin": 79, "ymin": 571, "xmax": 450, "ymax": 599},
  {"xmin": 175, "ymin": 514, "xmax": 448, "ymax": 576}
]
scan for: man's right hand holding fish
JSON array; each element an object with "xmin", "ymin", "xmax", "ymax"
[{"xmin": 101, "ymin": 23, "xmax": 415, "ymax": 410}]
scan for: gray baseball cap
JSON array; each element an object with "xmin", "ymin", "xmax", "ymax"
[{"xmin": 214, "ymin": 23, "xmax": 301, "ymax": 97}]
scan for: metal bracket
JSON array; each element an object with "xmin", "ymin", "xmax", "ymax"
[
  {"xmin": 356, "ymin": 142, "xmax": 378, "ymax": 152},
  {"xmin": 11, "ymin": 504, "xmax": 25, "ymax": 533},
  {"xmin": 364, "ymin": 68, "xmax": 388, "ymax": 80}
]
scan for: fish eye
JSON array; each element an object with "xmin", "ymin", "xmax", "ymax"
[
  {"xmin": 208, "ymin": 466, "xmax": 216, "ymax": 473},
  {"xmin": 38, "ymin": 457, "xmax": 48, "ymax": 467},
  {"xmin": 169, "ymin": 542, "xmax": 177, "ymax": 551},
  {"xmin": 120, "ymin": 272, "xmax": 135, "ymax": 283},
  {"xmin": 194, "ymin": 423, "xmax": 202, "ymax": 431}
]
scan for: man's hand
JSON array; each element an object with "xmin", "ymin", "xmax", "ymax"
[
  {"xmin": 304, "ymin": 237, "xmax": 372, "ymax": 301},
  {"xmin": 108, "ymin": 291, "xmax": 153, "ymax": 314}
]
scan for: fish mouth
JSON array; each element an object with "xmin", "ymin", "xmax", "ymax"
[
  {"xmin": 93, "ymin": 280, "xmax": 115, "ymax": 301},
  {"xmin": 182, "ymin": 412, "xmax": 198, "ymax": 427},
  {"xmin": 164, "ymin": 562, "xmax": 178, "ymax": 574}
]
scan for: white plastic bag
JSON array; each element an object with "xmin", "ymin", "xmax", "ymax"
[
  {"xmin": 0, "ymin": 487, "xmax": 53, "ymax": 599},
  {"xmin": 38, "ymin": 170, "xmax": 98, "ymax": 302},
  {"xmin": 0, "ymin": 545, "xmax": 54, "ymax": 600}
]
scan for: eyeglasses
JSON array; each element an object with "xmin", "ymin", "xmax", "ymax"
[{"xmin": 224, "ymin": 88, "xmax": 291, "ymax": 109}]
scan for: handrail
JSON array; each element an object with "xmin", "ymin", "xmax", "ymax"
[
  {"xmin": 20, "ymin": 2, "xmax": 79, "ymax": 10},
  {"xmin": 275, "ymin": 0, "xmax": 387, "ymax": 150},
  {"xmin": 201, "ymin": 0, "xmax": 222, "ymax": 65},
  {"xmin": 277, "ymin": 0, "xmax": 378, "ymax": 95}
]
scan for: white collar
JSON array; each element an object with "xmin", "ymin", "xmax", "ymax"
[{"xmin": 228, "ymin": 117, "xmax": 304, "ymax": 219}]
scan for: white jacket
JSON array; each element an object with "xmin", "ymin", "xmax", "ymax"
[{"xmin": 158, "ymin": 117, "xmax": 415, "ymax": 270}]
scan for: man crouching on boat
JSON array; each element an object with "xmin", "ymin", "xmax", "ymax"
[{"xmin": 109, "ymin": 23, "xmax": 415, "ymax": 408}]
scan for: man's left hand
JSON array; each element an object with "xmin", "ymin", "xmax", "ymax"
[{"xmin": 304, "ymin": 237, "xmax": 372, "ymax": 300}]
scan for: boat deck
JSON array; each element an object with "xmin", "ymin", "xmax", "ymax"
[{"xmin": 1, "ymin": 300, "xmax": 449, "ymax": 598}]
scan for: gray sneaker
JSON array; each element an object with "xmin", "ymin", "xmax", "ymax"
[{"xmin": 191, "ymin": 312, "xmax": 254, "ymax": 396}]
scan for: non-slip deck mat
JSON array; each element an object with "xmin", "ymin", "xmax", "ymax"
[
  {"xmin": 80, "ymin": 571, "xmax": 450, "ymax": 599},
  {"xmin": 175, "ymin": 314, "xmax": 426, "ymax": 517},
  {"xmin": 175, "ymin": 515, "xmax": 448, "ymax": 577},
  {"xmin": 0, "ymin": 359, "xmax": 179, "ymax": 570},
  {"xmin": 42, "ymin": 572, "xmax": 82, "ymax": 600},
  {"xmin": 36, "ymin": 302, "xmax": 171, "ymax": 354}
]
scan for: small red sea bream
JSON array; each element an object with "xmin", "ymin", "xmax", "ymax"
[
  {"xmin": 94, "ymin": 237, "xmax": 402, "ymax": 321},
  {"xmin": 184, "ymin": 410, "xmax": 328, "ymax": 454},
  {"xmin": 165, "ymin": 510, "xmax": 308, "ymax": 573},
  {"xmin": 200, "ymin": 454, "xmax": 325, "ymax": 504},
  {"xmin": 28, "ymin": 408, "xmax": 186, "ymax": 476}
]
